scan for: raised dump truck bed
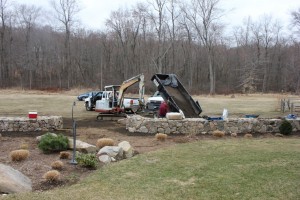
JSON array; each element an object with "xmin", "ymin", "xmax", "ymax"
[{"xmin": 151, "ymin": 74, "xmax": 202, "ymax": 118}]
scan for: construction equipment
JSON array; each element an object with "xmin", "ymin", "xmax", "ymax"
[
  {"xmin": 95, "ymin": 74, "xmax": 145, "ymax": 119},
  {"xmin": 151, "ymin": 74, "xmax": 202, "ymax": 118}
]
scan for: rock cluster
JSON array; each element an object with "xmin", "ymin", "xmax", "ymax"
[
  {"xmin": 0, "ymin": 116, "xmax": 63, "ymax": 132},
  {"xmin": 97, "ymin": 141, "xmax": 134, "ymax": 164},
  {"xmin": 126, "ymin": 115, "xmax": 300, "ymax": 135}
]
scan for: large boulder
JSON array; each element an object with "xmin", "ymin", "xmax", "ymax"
[
  {"xmin": 68, "ymin": 139, "xmax": 97, "ymax": 153},
  {"xmin": 0, "ymin": 164, "xmax": 32, "ymax": 194},
  {"xmin": 118, "ymin": 141, "xmax": 133, "ymax": 158},
  {"xmin": 97, "ymin": 146, "xmax": 123, "ymax": 160}
]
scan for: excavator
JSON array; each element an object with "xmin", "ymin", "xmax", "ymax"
[{"xmin": 95, "ymin": 74, "xmax": 145, "ymax": 119}]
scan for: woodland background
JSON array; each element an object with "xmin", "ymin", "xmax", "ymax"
[{"xmin": 0, "ymin": 0, "xmax": 300, "ymax": 94}]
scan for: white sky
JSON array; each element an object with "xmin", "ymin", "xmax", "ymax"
[{"xmin": 13, "ymin": 0, "xmax": 300, "ymax": 31}]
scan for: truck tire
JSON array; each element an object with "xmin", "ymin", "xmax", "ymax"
[{"xmin": 85, "ymin": 102, "xmax": 92, "ymax": 111}]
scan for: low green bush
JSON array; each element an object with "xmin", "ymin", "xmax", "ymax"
[
  {"xmin": 76, "ymin": 152, "xmax": 98, "ymax": 169},
  {"xmin": 38, "ymin": 133, "xmax": 69, "ymax": 153},
  {"xmin": 279, "ymin": 120, "xmax": 293, "ymax": 135}
]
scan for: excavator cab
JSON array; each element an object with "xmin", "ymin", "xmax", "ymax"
[{"xmin": 95, "ymin": 74, "xmax": 145, "ymax": 117}]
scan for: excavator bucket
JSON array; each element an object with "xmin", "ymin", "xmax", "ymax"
[{"xmin": 151, "ymin": 74, "xmax": 202, "ymax": 118}]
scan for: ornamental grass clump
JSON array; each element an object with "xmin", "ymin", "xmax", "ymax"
[
  {"xmin": 51, "ymin": 160, "xmax": 64, "ymax": 170},
  {"xmin": 96, "ymin": 138, "xmax": 114, "ymax": 149},
  {"xmin": 279, "ymin": 120, "xmax": 293, "ymax": 135},
  {"xmin": 155, "ymin": 133, "xmax": 168, "ymax": 141},
  {"xmin": 212, "ymin": 130, "xmax": 225, "ymax": 138},
  {"xmin": 244, "ymin": 133, "xmax": 253, "ymax": 138},
  {"xmin": 43, "ymin": 170, "xmax": 61, "ymax": 182},
  {"xmin": 59, "ymin": 151, "xmax": 70, "ymax": 159},
  {"xmin": 38, "ymin": 133, "xmax": 69, "ymax": 153},
  {"xmin": 10, "ymin": 149, "xmax": 30, "ymax": 161}
]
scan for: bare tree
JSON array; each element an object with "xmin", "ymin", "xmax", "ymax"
[
  {"xmin": 0, "ymin": 0, "xmax": 11, "ymax": 87},
  {"xmin": 291, "ymin": 8, "xmax": 300, "ymax": 34},
  {"xmin": 50, "ymin": 0, "xmax": 80, "ymax": 88},
  {"xmin": 16, "ymin": 4, "xmax": 41, "ymax": 89},
  {"xmin": 181, "ymin": 0, "xmax": 224, "ymax": 95}
]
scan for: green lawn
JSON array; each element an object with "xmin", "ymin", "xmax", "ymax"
[{"xmin": 5, "ymin": 138, "xmax": 300, "ymax": 200}]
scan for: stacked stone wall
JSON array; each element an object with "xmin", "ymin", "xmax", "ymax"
[
  {"xmin": 0, "ymin": 116, "xmax": 63, "ymax": 132},
  {"xmin": 126, "ymin": 115, "xmax": 300, "ymax": 135}
]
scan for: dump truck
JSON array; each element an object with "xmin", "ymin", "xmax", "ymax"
[{"xmin": 151, "ymin": 74, "xmax": 202, "ymax": 118}]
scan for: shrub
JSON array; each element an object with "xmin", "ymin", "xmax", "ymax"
[
  {"xmin": 279, "ymin": 120, "xmax": 293, "ymax": 135},
  {"xmin": 244, "ymin": 133, "xmax": 253, "ymax": 138},
  {"xmin": 155, "ymin": 133, "xmax": 168, "ymax": 141},
  {"xmin": 10, "ymin": 149, "xmax": 30, "ymax": 161},
  {"xmin": 38, "ymin": 133, "xmax": 69, "ymax": 153},
  {"xmin": 43, "ymin": 170, "xmax": 60, "ymax": 182},
  {"xmin": 212, "ymin": 130, "xmax": 225, "ymax": 138},
  {"xmin": 96, "ymin": 138, "xmax": 114, "ymax": 149},
  {"xmin": 59, "ymin": 151, "xmax": 70, "ymax": 159},
  {"xmin": 51, "ymin": 160, "xmax": 64, "ymax": 170},
  {"xmin": 76, "ymin": 152, "xmax": 98, "ymax": 169}
]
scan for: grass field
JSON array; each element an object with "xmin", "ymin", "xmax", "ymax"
[
  {"xmin": 0, "ymin": 90, "xmax": 289, "ymax": 119},
  {"xmin": 4, "ymin": 138, "xmax": 300, "ymax": 200}
]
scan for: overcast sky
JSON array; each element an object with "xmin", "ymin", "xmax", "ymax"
[{"xmin": 14, "ymin": 0, "xmax": 300, "ymax": 31}]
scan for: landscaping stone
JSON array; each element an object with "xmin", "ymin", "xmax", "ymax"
[
  {"xmin": 36, "ymin": 133, "xmax": 58, "ymax": 142},
  {"xmin": 118, "ymin": 141, "xmax": 133, "ymax": 158},
  {"xmin": 97, "ymin": 146, "xmax": 123, "ymax": 160},
  {"xmin": 98, "ymin": 154, "xmax": 111, "ymax": 164},
  {"xmin": 0, "ymin": 164, "xmax": 32, "ymax": 194},
  {"xmin": 68, "ymin": 139, "xmax": 97, "ymax": 153}
]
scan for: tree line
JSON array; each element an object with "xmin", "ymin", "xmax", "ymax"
[{"xmin": 0, "ymin": 0, "xmax": 299, "ymax": 94}]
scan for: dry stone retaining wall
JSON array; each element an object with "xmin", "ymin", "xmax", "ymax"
[
  {"xmin": 0, "ymin": 116, "xmax": 63, "ymax": 132},
  {"xmin": 126, "ymin": 115, "xmax": 300, "ymax": 135}
]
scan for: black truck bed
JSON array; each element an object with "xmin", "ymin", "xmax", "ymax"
[{"xmin": 151, "ymin": 74, "xmax": 202, "ymax": 118}]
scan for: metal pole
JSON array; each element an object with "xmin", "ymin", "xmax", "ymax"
[{"xmin": 70, "ymin": 101, "xmax": 77, "ymax": 165}]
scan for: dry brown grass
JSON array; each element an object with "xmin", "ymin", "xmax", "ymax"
[
  {"xmin": 20, "ymin": 143, "xmax": 29, "ymax": 150},
  {"xmin": 96, "ymin": 138, "xmax": 115, "ymax": 149},
  {"xmin": 59, "ymin": 151, "xmax": 70, "ymax": 159},
  {"xmin": 10, "ymin": 149, "xmax": 30, "ymax": 161},
  {"xmin": 0, "ymin": 91, "xmax": 292, "ymax": 119},
  {"xmin": 212, "ymin": 130, "xmax": 225, "ymax": 138},
  {"xmin": 51, "ymin": 161, "xmax": 64, "ymax": 170},
  {"xmin": 43, "ymin": 170, "xmax": 61, "ymax": 182},
  {"xmin": 244, "ymin": 133, "xmax": 253, "ymax": 138},
  {"xmin": 155, "ymin": 133, "xmax": 168, "ymax": 141}
]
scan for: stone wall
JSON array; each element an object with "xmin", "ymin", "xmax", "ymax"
[
  {"xmin": 126, "ymin": 115, "xmax": 300, "ymax": 135},
  {"xmin": 0, "ymin": 116, "xmax": 63, "ymax": 132}
]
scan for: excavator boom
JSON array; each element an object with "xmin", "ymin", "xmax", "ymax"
[{"xmin": 117, "ymin": 74, "xmax": 145, "ymax": 108}]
